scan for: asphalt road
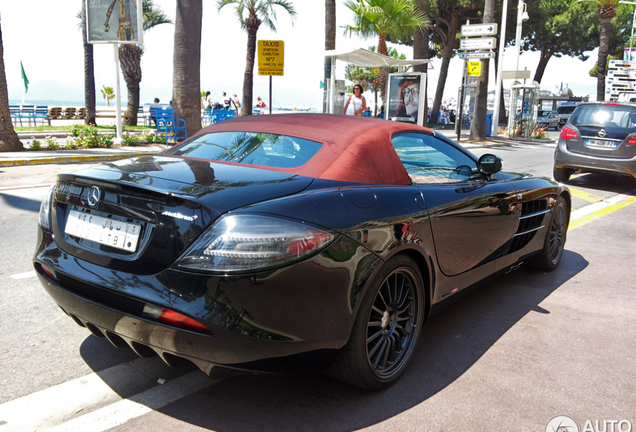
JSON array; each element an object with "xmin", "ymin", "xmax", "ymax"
[{"xmin": 0, "ymin": 149, "xmax": 634, "ymax": 432}]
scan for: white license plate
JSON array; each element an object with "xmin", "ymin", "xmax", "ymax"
[
  {"xmin": 585, "ymin": 139, "xmax": 618, "ymax": 149},
  {"xmin": 65, "ymin": 210, "xmax": 141, "ymax": 252}
]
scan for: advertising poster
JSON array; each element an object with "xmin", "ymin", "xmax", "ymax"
[
  {"xmin": 86, "ymin": 0, "xmax": 143, "ymax": 44},
  {"xmin": 387, "ymin": 73, "xmax": 426, "ymax": 126}
]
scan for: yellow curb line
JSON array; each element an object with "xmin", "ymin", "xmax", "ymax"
[
  {"xmin": 0, "ymin": 153, "xmax": 155, "ymax": 167},
  {"xmin": 568, "ymin": 187, "xmax": 605, "ymax": 203},
  {"xmin": 569, "ymin": 196, "xmax": 636, "ymax": 231}
]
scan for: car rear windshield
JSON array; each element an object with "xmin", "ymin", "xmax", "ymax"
[
  {"xmin": 538, "ymin": 110, "xmax": 552, "ymax": 116},
  {"xmin": 570, "ymin": 104, "xmax": 636, "ymax": 130},
  {"xmin": 166, "ymin": 132, "xmax": 323, "ymax": 168},
  {"xmin": 557, "ymin": 105, "xmax": 577, "ymax": 114}
]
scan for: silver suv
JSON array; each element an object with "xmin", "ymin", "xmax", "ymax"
[
  {"xmin": 556, "ymin": 103, "xmax": 578, "ymax": 128},
  {"xmin": 553, "ymin": 102, "xmax": 636, "ymax": 182}
]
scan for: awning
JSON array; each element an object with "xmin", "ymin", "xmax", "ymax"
[{"xmin": 324, "ymin": 48, "xmax": 430, "ymax": 68}]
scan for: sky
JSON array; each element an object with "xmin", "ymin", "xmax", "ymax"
[{"xmin": 2, "ymin": 0, "xmax": 601, "ymax": 110}]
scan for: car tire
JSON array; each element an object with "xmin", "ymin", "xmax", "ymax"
[
  {"xmin": 553, "ymin": 166, "xmax": 572, "ymax": 182},
  {"xmin": 527, "ymin": 195, "xmax": 569, "ymax": 272},
  {"xmin": 326, "ymin": 255, "xmax": 425, "ymax": 390}
]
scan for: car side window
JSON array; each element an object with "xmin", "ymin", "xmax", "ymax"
[{"xmin": 392, "ymin": 132, "xmax": 478, "ymax": 184}]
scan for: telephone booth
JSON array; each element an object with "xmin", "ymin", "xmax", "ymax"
[{"xmin": 507, "ymin": 81, "xmax": 540, "ymax": 138}]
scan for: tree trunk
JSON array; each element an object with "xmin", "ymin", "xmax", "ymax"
[
  {"xmin": 0, "ymin": 16, "xmax": 23, "ymax": 152},
  {"xmin": 431, "ymin": 14, "xmax": 460, "ymax": 123},
  {"xmin": 323, "ymin": 0, "xmax": 336, "ymax": 113},
  {"xmin": 376, "ymin": 34, "xmax": 389, "ymax": 103},
  {"xmin": 413, "ymin": 0, "xmax": 430, "ymax": 125},
  {"xmin": 172, "ymin": 0, "xmax": 202, "ymax": 138},
  {"xmin": 82, "ymin": 1, "xmax": 96, "ymax": 125},
  {"xmin": 597, "ymin": 11, "xmax": 615, "ymax": 101},
  {"xmin": 119, "ymin": 44, "xmax": 143, "ymax": 126},
  {"xmin": 533, "ymin": 45, "xmax": 557, "ymax": 84},
  {"xmin": 470, "ymin": 0, "xmax": 495, "ymax": 141},
  {"xmin": 242, "ymin": 17, "xmax": 261, "ymax": 117}
]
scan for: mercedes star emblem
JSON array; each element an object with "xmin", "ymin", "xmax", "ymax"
[{"xmin": 87, "ymin": 186, "xmax": 101, "ymax": 208}]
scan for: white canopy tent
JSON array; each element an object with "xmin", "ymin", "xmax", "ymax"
[{"xmin": 324, "ymin": 48, "xmax": 430, "ymax": 114}]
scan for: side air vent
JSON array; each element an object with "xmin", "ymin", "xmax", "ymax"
[{"xmin": 509, "ymin": 199, "xmax": 549, "ymax": 253}]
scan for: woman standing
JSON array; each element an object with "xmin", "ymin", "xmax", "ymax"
[{"xmin": 344, "ymin": 84, "xmax": 367, "ymax": 116}]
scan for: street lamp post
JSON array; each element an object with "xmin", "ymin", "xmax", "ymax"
[
  {"xmin": 491, "ymin": 0, "xmax": 509, "ymax": 136},
  {"xmin": 491, "ymin": 0, "xmax": 528, "ymax": 136}
]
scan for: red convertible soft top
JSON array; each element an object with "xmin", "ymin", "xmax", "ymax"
[{"xmin": 184, "ymin": 114, "xmax": 434, "ymax": 185}]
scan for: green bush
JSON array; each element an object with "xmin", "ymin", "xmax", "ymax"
[
  {"xmin": 122, "ymin": 132, "xmax": 139, "ymax": 146},
  {"xmin": 29, "ymin": 137, "xmax": 42, "ymax": 151},
  {"xmin": 44, "ymin": 136, "xmax": 59, "ymax": 150}
]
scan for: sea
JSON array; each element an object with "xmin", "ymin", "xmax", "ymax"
[{"xmin": 9, "ymin": 99, "xmax": 319, "ymax": 113}]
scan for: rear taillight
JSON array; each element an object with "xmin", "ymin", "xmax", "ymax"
[
  {"xmin": 627, "ymin": 136, "xmax": 636, "ymax": 145},
  {"xmin": 560, "ymin": 126, "xmax": 578, "ymax": 140},
  {"xmin": 143, "ymin": 304, "xmax": 212, "ymax": 335}
]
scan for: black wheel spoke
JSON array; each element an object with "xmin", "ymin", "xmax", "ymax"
[{"xmin": 365, "ymin": 266, "xmax": 421, "ymax": 379}]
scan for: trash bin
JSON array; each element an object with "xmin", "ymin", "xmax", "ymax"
[{"xmin": 486, "ymin": 114, "xmax": 493, "ymax": 137}]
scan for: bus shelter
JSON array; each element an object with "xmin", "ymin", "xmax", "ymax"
[{"xmin": 324, "ymin": 49, "xmax": 429, "ymax": 125}]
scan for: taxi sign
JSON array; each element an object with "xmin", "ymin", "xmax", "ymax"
[
  {"xmin": 258, "ymin": 40, "xmax": 284, "ymax": 69},
  {"xmin": 467, "ymin": 61, "xmax": 481, "ymax": 76},
  {"xmin": 259, "ymin": 68, "xmax": 284, "ymax": 76}
]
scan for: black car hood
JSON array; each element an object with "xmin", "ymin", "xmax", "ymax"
[{"xmin": 64, "ymin": 155, "xmax": 315, "ymax": 215}]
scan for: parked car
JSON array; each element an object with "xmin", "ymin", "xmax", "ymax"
[
  {"xmin": 556, "ymin": 103, "xmax": 579, "ymax": 128},
  {"xmin": 537, "ymin": 110, "xmax": 561, "ymax": 130},
  {"xmin": 554, "ymin": 102, "xmax": 636, "ymax": 182},
  {"xmin": 34, "ymin": 114, "xmax": 570, "ymax": 390}
]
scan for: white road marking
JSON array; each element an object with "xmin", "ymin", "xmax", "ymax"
[
  {"xmin": 45, "ymin": 372, "xmax": 219, "ymax": 432},
  {"xmin": 0, "ymin": 358, "xmax": 219, "ymax": 432},
  {"xmin": 10, "ymin": 271, "xmax": 36, "ymax": 280}
]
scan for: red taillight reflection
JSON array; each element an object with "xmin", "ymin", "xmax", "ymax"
[
  {"xmin": 39, "ymin": 264, "xmax": 57, "ymax": 281},
  {"xmin": 628, "ymin": 136, "xmax": 636, "ymax": 145},
  {"xmin": 286, "ymin": 230, "xmax": 332, "ymax": 256},
  {"xmin": 560, "ymin": 126, "xmax": 579, "ymax": 140},
  {"xmin": 159, "ymin": 309, "xmax": 212, "ymax": 335}
]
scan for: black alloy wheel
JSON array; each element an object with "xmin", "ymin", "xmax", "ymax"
[
  {"xmin": 529, "ymin": 196, "xmax": 569, "ymax": 271},
  {"xmin": 326, "ymin": 255, "xmax": 425, "ymax": 390},
  {"xmin": 366, "ymin": 267, "xmax": 419, "ymax": 378}
]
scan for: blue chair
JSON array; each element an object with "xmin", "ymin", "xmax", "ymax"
[
  {"xmin": 35, "ymin": 106, "xmax": 50, "ymax": 125},
  {"xmin": 202, "ymin": 108, "xmax": 213, "ymax": 126},
  {"xmin": 20, "ymin": 105, "xmax": 36, "ymax": 126},
  {"xmin": 154, "ymin": 108, "xmax": 187, "ymax": 145},
  {"xmin": 212, "ymin": 109, "xmax": 236, "ymax": 123},
  {"xmin": 9, "ymin": 105, "xmax": 22, "ymax": 126}
]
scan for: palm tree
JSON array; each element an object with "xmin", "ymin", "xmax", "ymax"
[
  {"xmin": 119, "ymin": 0, "xmax": 172, "ymax": 126},
  {"xmin": 0, "ymin": 16, "xmax": 23, "ymax": 152},
  {"xmin": 172, "ymin": 0, "xmax": 202, "ymax": 138},
  {"xmin": 218, "ymin": 0, "xmax": 297, "ymax": 116},
  {"xmin": 590, "ymin": 0, "xmax": 620, "ymax": 101},
  {"xmin": 344, "ymin": 0, "xmax": 429, "ymax": 102},
  {"xmin": 101, "ymin": 86, "xmax": 116, "ymax": 107},
  {"xmin": 81, "ymin": 0, "xmax": 96, "ymax": 125}
]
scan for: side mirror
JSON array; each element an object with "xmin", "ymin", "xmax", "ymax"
[{"xmin": 477, "ymin": 154, "xmax": 503, "ymax": 176}]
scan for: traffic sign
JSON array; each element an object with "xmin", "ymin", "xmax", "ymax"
[
  {"xmin": 258, "ymin": 40, "xmax": 284, "ymax": 69},
  {"xmin": 461, "ymin": 23, "xmax": 498, "ymax": 37},
  {"xmin": 609, "ymin": 59, "xmax": 636, "ymax": 69},
  {"xmin": 467, "ymin": 61, "xmax": 481, "ymax": 76},
  {"xmin": 460, "ymin": 37, "xmax": 496, "ymax": 50},
  {"xmin": 459, "ymin": 51, "xmax": 495, "ymax": 60},
  {"xmin": 259, "ymin": 68, "xmax": 284, "ymax": 76}
]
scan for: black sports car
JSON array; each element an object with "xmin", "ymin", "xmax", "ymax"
[{"xmin": 34, "ymin": 114, "xmax": 570, "ymax": 390}]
